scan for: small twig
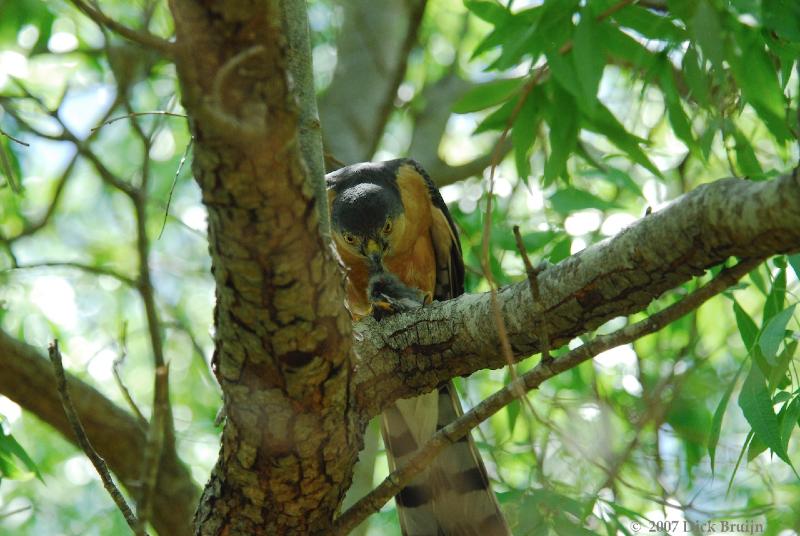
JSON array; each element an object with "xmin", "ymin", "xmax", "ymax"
[
  {"xmin": 113, "ymin": 322, "xmax": 148, "ymax": 428},
  {"xmin": 6, "ymin": 261, "xmax": 137, "ymax": 288},
  {"xmin": 513, "ymin": 225, "xmax": 551, "ymax": 362},
  {"xmin": 158, "ymin": 137, "xmax": 193, "ymax": 239},
  {"xmin": 6, "ymin": 156, "xmax": 77, "ymax": 242},
  {"xmin": 48, "ymin": 340, "xmax": 144, "ymax": 534},
  {"xmin": 0, "ymin": 505, "xmax": 32, "ymax": 520},
  {"xmin": 91, "ymin": 111, "xmax": 187, "ymax": 132},
  {"xmin": 68, "ymin": 0, "xmax": 173, "ymax": 57},
  {"xmin": 0, "ymin": 139, "xmax": 21, "ymax": 192},
  {"xmin": 478, "ymin": 68, "xmax": 547, "ymax": 417},
  {"xmin": 1, "ymin": 95, "xmax": 139, "ymax": 198},
  {"xmin": 1, "ymin": 90, "xmax": 123, "ymax": 239},
  {"xmin": 130, "ymin": 149, "xmax": 176, "ymax": 455},
  {"xmin": 333, "ymin": 258, "xmax": 761, "ymax": 534},
  {"xmin": 135, "ymin": 364, "xmax": 169, "ymax": 535},
  {"xmin": 0, "ymin": 128, "xmax": 29, "ymax": 147}
]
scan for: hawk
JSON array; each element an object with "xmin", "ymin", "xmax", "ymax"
[{"xmin": 327, "ymin": 159, "xmax": 510, "ymax": 536}]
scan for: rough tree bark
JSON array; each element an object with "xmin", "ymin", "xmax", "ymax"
[
  {"xmin": 351, "ymin": 172, "xmax": 800, "ymax": 417},
  {"xmin": 166, "ymin": 0, "xmax": 354, "ymax": 533},
  {"xmin": 2, "ymin": 1, "xmax": 799, "ymax": 535}
]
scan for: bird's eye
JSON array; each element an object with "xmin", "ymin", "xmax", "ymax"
[
  {"xmin": 383, "ymin": 220, "xmax": 392, "ymax": 234},
  {"xmin": 343, "ymin": 233, "xmax": 355, "ymax": 244}
]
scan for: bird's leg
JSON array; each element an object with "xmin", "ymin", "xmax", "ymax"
[{"xmin": 367, "ymin": 271, "xmax": 426, "ymax": 320}]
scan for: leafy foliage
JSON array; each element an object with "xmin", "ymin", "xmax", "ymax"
[
  {"xmin": 0, "ymin": 0, "xmax": 798, "ymax": 534},
  {"xmin": 0, "ymin": 423, "xmax": 41, "ymax": 483}
]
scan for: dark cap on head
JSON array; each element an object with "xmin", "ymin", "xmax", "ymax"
[{"xmin": 327, "ymin": 162, "xmax": 404, "ymax": 236}]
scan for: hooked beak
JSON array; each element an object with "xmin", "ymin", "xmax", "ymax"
[{"xmin": 364, "ymin": 239, "xmax": 383, "ymax": 273}]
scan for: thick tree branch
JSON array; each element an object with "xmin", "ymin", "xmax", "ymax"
[
  {"xmin": 0, "ymin": 331, "xmax": 198, "ymax": 536},
  {"xmin": 336, "ymin": 257, "xmax": 759, "ymax": 533},
  {"xmin": 352, "ymin": 171, "xmax": 800, "ymax": 417},
  {"xmin": 280, "ymin": 0, "xmax": 329, "ymax": 238},
  {"xmin": 319, "ymin": 0, "xmax": 427, "ymax": 163},
  {"xmin": 168, "ymin": 0, "xmax": 353, "ymax": 533}
]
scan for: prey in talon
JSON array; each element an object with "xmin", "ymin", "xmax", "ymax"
[{"xmin": 367, "ymin": 270, "xmax": 427, "ymax": 319}]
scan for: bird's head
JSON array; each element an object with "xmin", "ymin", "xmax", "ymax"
[{"xmin": 329, "ymin": 180, "xmax": 405, "ymax": 273}]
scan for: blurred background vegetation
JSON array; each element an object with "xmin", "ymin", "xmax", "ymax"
[{"xmin": 0, "ymin": 0, "xmax": 799, "ymax": 534}]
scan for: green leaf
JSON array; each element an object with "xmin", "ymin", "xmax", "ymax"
[
  {"xmin": 581, "ymin": 103, "xmax": 663, "ymax": 178},
  {"xmin": 787, "ymin": 254, "xmax": 800, "ymax": 282},
  {"xmin": 770, "ymin": 341, "xmax": 796, "ymax": 397},
  {"xmin": 747, "ymin": 433, "xmax": 768, "ymax": 461},
  {"xmin": 512, "ymin": 90, "xmax": 541, "ymax": 180},
  {"xmin": 763, "ymin": 266, "xmax": 786, "ymax": 324},
  {"xmin": 548, "ymin": 236, "xmax": 572, "ymax": 264},
  {"xmin": 452, "ymin": 78, "xmax": 525, "ymax": 114},
  {"xmin": 660, "ymin": 61, "xmax": 696, "ymax": 154},
  {"xmin": 733, "ymin": 300, "xmax": 758, "ymax": 350},
  {"xmin": 506, "ymin": 399, "xmax": 520, "ymax": 435},
  {"xmin": 780, "ymin": 396, "xmax": 800, "ymax": 453},
  {"xmin": 465, "ymin": 0, "xmax": 511, "ymax": 24},
  {"xmin": 0, "ymin": 451, "xmax": 29, "ymax": 480},
  {"xmin": 497, "ymin": 230, "xmax": 557, "ymax": 253},
  {"xmin": 727, "ymin": 431, "xmax": 753, "ymax": 494},
  {"xmin": 748, "ymin": 264, "xmax": 768, "ymax": 295},
  {"xmin": 0, "ymin": 136, "xmax": 22, "ymax": 192},
  {"xmin": 698, "ymin": 122, "xmax": 718, "ymax": 160},
  {"xmin": 472, "ymin": 25, "xmax": 510, "ymax": 59},
  {"xmin": 549, "ymin": 187, "xmax": 620, "ymax": 214},
  {"xmin": 598, "ymin": 22, "xmax": 658, "ymax": 73},
  {"xmin": 738, "ymin": 363, "xmax": 791, "ymax": 464},
  {"xmin": 681, "ymin": 46, "xmax": 710, "ymax": 107},
  {"xmin": 691, "ymin": 1, "xmax": 724, "ymax": 74},
  {"xmin": 612, "ymin": 5, "xmax": 686, "ymax": 42},
  {"xmin": 728, "ymin": 28, "xmax": 792, "ymax": 142},
  {"xmin": 758, "ymin": 304, "xmax": 796, "ymax": 362},
  {"xmin": 544, "ymin": 86, "xmax": 580, "ymax": 184},
  {"xmin": 572, "ymin": 8, "xmax": 605, "ymax": 111},
  {"xmin": 731, "ymin": 128, "xmax": 763, "ymax": 177},
  {"xmin": 0, "ymin": 1, "xmax": 54, "ymax": 56},
  {"xmin": 546, "ymin": 49, "xmax": 581, "ymax": 101},
  {"xmin": 582, "ymin": 168, "xmax": 643, "ymax": 196},
  {"xmin": 763, "ymin": 0, "xmax": 800, "ymax": 41},
  {"xmin": 0, "ymin": 430, "xmax": 42, "ymax": 482},
  {"xmin": 709, "ymin": 361, "xmax": 746, "ymax": 475},
  {"xmin": 484, "ymin": 9, "xmax": 547, "ymax": 69},
  {"xmin": 474, "ymin": 98, "xmax": 515, "ymax": 133}
]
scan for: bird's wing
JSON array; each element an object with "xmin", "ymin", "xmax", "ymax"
[{"xmin": 396, "ymin": 159, "xmax": 465, "ymax": 300}]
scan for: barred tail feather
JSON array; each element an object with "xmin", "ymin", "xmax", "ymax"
[{"xmin": 381, "ymin": 382, "xmax": 510, "ymax": 536}]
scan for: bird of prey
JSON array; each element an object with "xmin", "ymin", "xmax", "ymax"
[{"xmin": 327, "ymin": 159, "xmax": 510, "ymax": 536}]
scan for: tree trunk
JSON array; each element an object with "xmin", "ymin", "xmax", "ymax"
[{"xmin": 167, "ymin": 0, "xmax": 355, "ymax": 533}]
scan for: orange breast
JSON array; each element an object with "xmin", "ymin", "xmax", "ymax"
[
  {"xmin": 384, "ymin": 234, "xmax": 436, "ymax": 298},
  {"xmin": 339, "ymin": 233, "xmax": 436, "ymax": 319},
  {"xmin": 336, "ymin": 162, "xmax": 437, "ymax": 319}
]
